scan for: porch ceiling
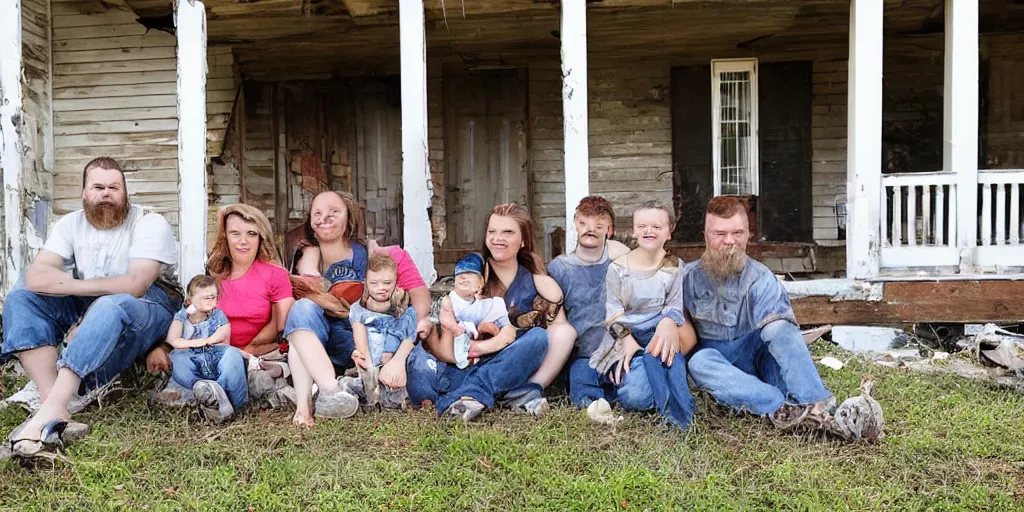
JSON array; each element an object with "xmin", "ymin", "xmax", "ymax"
[{"xmin": 120, "ymin": 0, "xmax": 1022, "ymax": 79}]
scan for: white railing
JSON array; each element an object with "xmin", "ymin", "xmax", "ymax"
[
  {"xmin": 976, "ymin": 170, "xmax": 1024, "ymax": 267},
  {"xmin": 880, "ymin": 172, "xmax": 960, "ymax": 268}
]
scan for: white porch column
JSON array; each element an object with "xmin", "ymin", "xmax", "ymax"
[
  {"xmin": 175, "ymin": 0, "xmax": 208, "ymax": 286},
  {"xmin": 561, "ymin": 0, "xmax": 590, "ymax": 254},
  {"xmin": 399, "ymin": 0, "xmax": 436, "ymax": 285},
  {"xmin": 1, "ymin": 0, "xmax": 24, "ymax": 294},
  {"xmin": 944, "ymin": 0, "xmax": 979, "ymax": 271},
  {"xmin": 845, "ymin": 0, "xmax": 883, "ymax": 279}
]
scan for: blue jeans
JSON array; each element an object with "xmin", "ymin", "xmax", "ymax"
[
  {"xmin": 169, "ymin": 345, "xmax": 248, "ymax": 410},
  {"xmin": 283, "ymin": 298, "xmax": 356, "ymax": 368},
  {"xmin": 569, "ymin": 322, "xmax": 659, "ymax": 411},
  {"xmin": 568, "ymin": 356, "xmax": 655, "ymax": 411},
  {"xmin": 1, "ymin": 283, "xmax": 178, "ymax": 392},
  {"xmin": 687, "ymin": 320, "xmax": 832, "ymax": 415},
  {"xmin": 406, "ymin": 326, "xmax": 549, "ymax": 414}
]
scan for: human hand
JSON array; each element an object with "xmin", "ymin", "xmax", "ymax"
[
  {"xmin": 417, "ymin": 318, "xmax": 435, "ymax": 340},
  {"xmin": 379, "ymin": 358, "xmax": 407, "ymax": 389},
  {"xmin": 612, "ymin": 335, "xmax": 642, "ymax": 385},
  {"xmin": 352, "ymin": 349, "xmax": 371, "ymax": 369},
  {"xmin": 647, "ymin": 321, "xmax": 681, "ymax": 367},
  {"xmin": 146, "ymin": 344, "xmax": 172, "ymax": 374}
]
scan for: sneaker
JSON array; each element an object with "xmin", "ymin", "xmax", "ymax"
[
  {"xmin": 444, "ymin": 397, "xmax": 486, "ymax": 422},
  {"xmin": 770, "ymin": 403, "xmax": 811, "ymax": 430},
  {"xmin": 247, "ymin": 368, "xmax": 276, "ymax": 404},
  {"xmin": 275, "ymin": 384, "xmax": 298, "ymax": 407},
  {"xmin": 586, "ymin": 398, "xmax": 623, "ymax": 426},
  {"xmin": 313, "ymin": 388, "xmax": 359, "ymax": 419},
  {"xmin": 523, "ymin": 397, "xmax": 549, "ymax": 418},
  {"xmin": 357, "ymin": 364, "xmax": 380, "ymax": 406},
  {"xmin": 193, "ymin": 380, "xmax": 234, "ymax": 424},
  {"xmin": 150, "ymin": 378, "xmax": 195, "ymax": 407}
]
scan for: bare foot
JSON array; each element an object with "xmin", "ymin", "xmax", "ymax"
[{"xmin": 292, "ymin": 411, "xmax": 315, "ymax": 428}]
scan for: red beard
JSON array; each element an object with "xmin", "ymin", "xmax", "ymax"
[{"xmin": 84, "ymin": 197, "xmax": 129, "ymax": 230}]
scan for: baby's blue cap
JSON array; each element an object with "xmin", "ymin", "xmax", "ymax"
[{"xmin": 454, "ymin": 252, "xmax": 485, "ymax": 277}]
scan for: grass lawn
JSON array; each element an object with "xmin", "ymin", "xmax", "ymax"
[{"xmin": 2, "ymin": 344, "xmax": 1024, "ymax": 511}]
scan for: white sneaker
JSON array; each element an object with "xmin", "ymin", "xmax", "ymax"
[{"xmin": 313, "ymin": 388, "xmax": 359, "ymax": 419}]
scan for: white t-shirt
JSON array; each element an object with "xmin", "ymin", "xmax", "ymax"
[{"xmin": 43, "ymin": 204, "xmax": 179, "ymax": 283}]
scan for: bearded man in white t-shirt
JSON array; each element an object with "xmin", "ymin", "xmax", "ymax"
[{"xmin": 2, "ymin": 157, "xmax": 181, "ymax": 458}]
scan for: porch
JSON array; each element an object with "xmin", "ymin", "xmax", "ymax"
[{"xmin": 2, "ymin": 0, "xmax": 1024, "ymax": 324}]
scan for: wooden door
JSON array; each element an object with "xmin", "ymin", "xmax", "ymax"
[{"xmin": 444, "ymin": 68, "xmax": 529, "ymax": 249}]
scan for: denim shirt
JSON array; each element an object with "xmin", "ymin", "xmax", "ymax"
[
  {"xmin": 174, "ymin": 308, "xmax": 230, "ymax": 340},
  {"xmin": 682, "ymin": 258, "xmax": 798, "ymax": 342},
  {"xmin": 548, "ymin": 248, "xmax": 611, "ymax": 358},
  {"xmin": 349, "ymin": 302, "xmax": 418, "ymax": 366}
]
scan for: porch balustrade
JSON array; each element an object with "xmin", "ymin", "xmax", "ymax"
[
  {"xmin": 976, "ymin": 170, "xmax": 1024, "ymax": 267},
  {"xmin": 879, "ymin": 170, "xmax": 1024, "ymax": 269},
  {"xmin": 880, "ymin": 172, "xmax": 960, "ymax": 268}
]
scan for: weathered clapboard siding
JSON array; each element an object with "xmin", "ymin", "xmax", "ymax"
[
  {"xmin": 811, "ymin": 59, "xmax": 848, "ymax": 243},
  {"xmin": 20, "ymin": 0, "xmax": 54, "ymax": 245},
  {"xmin": 51, "ymin": 6, "xmax": 235, "ymax": 235},
  {"xmin": 527, "ymin": 59, "xmax": 564, "ymax": 253}
]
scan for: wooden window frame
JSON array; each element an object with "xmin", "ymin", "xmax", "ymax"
[{"xmin": 711, "ymin": 58, "xmax": 759, "ymax": 197}]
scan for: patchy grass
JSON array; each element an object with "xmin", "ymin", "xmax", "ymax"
[{"xmin": 2, "ymin": 344, "xmax": 1024, "ymax": 511}]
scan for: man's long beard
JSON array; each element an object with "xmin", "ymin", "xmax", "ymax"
[
  {"xmin": 84, "ymin": 197, "xmax": 129, "ymax": 230},
  {"xmin": 701, "ymin": 245, "xmax": 748, "ymax": 282}
]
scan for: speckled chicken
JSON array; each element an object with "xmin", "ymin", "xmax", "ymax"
[{"xmin": 831, "ymin": 375, "xmax": 884, "ymax": 443}]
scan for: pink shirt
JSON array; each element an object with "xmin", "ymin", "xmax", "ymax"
[
  {"xmin": 218, "ymin": 259, "xmax": 293, "ymax": 348},
  {"xmin": 385, "ymin": 246, "xmax": 427, "ymax": 291}
]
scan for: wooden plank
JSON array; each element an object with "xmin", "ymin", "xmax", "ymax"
[
  {"xmin": 53, "ymin": 78, "xmax": 235, "ymax": 99},
  {"xmin": 52, "ymin": 34, "xmax": 176, "ymax": 52},
  {"xmin": 55, "ymin": 106, "xmax": 179, "ymax": 123},
  {"xmin": 54, "ymin": 119, "xmax": 180, "ymax": 135},
  {"xmin": 55, "ymin": 131, "xmax": 179, "ymax": 148},
  {"xmin": 54, "ymin": 58, "xmax": 177, "ymax": 75},
  {"xmin": 53, "ymin": 23, "xmax": 150, "ymax": 41},
  {"xmin": 54, "ymin": 47, "xmax": 175, "ymax": 65},
  {"xmin": 53, "ymin": 70, "xmax": 178, "ymax": 88},
  {"xmin": 792, "ymin": 281, "xmax": 1024, "ymax": 325},
  {"xmin": 52, "ymin": 11, "xmax": 141, "ymax": 29},
  {"xmin": 177, "ymin": 0, "xmax": 209, "ymax": 285}
]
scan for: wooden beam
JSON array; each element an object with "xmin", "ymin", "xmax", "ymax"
[
  {"xmin": 273, "ymin": 82, "xmax": 288, "ymax": 243},
  {"xmin": 237, "ymin": 83, "xmax": 247, "ymax": 203},
  {"xmin": 1, "ymin": 0, "xmax": 25, "ymax": 295},
  {"xmin": 793, "ymin": 280, "xmax": 1024, "ymax": 325},
  {"xmin": 561, "ymin": 0, "xmax": 590, "ymax": 254},
  {"xmin": 176, "ymin": 0, "xmax": 208, "ymax": 286},
  {"xmin": 399, "ymin": 0, "xmax": 436, "ymax": 285},
  {"xmin": 845, "ymin": 0, "xmax": 883, "ymax": 279},
  {"xmin": 944, "ymin": 0, "xmax": 979, "ymax": 271}
]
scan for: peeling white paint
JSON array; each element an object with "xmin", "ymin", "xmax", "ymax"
[
  {"xmin": 399, "ymin": 0, "xmax": 436, "ymax": 286},
  {"xmin": 175, "ymin": 0, "xmax": 208, "ymax": 286},
  {"xmin": 783, "ymin": 278, "xmax": 884, "ymax": 302},
  {"xmin": 845, "ymin": 0, "xmax": 882, "ymax": 280},
  {"xmin": 944, "ymin": 0, "xmax": 980, "ymax": 274},
  {"xmin": 561, "ymin": 0, "xmax": 589, "ymax": 254},
  {"xmin": 1, "ymin": 0, "xmax": 25, "ymax": 295}
]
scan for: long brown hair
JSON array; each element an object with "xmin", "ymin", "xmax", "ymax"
[
  {"xmin": 481, "ymin": 203, "xmax": 546, "ymax": 297},
  {"xmin": 207, "ymin": 204, "xmax": 282, "ymax": 280},
  {"xmin": 299, "ymin": 190, "xmax": 367, "ymax": 248}
]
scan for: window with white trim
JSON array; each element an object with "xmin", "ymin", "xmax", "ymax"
[{"xmin": 711, "ymin": 58, "xmax": 759, "ymax": 196}]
